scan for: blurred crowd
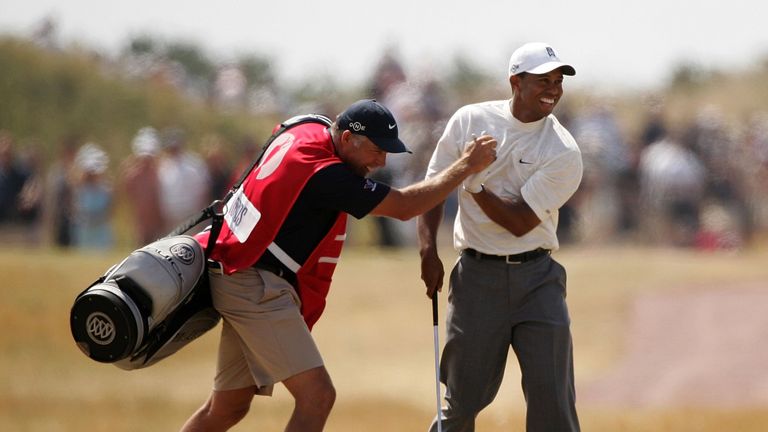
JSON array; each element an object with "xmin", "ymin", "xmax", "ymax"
[
  {"xmin": 0, "ymin": 126, "xmax": 249, "ymax": 251},
  {"xmin": 561, "ymin": 101, "xmax": 768, "ymax": 251},
  {"xmin": 2, "ymin": 53, "xmax": 768, "ymax": 252}
]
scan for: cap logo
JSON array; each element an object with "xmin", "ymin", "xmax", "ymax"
[
  {"xmin": 510, "ymin": 64, "xmax": 520, "ymax": 73},
  {"xmin": 349, "ymin": 122, "xmax": 365, "ymax": 132},
  {"xmin": 546, "ymin": 47, "xmax": 556, "ymax": 58}
]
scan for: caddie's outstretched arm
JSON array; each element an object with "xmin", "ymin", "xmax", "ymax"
[{"xmin": 371, "ymin": 135, "xmax": 496, "ymax": 221}]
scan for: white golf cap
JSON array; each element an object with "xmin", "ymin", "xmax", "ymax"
[{"xmin": 508, "ymin": 42, "xmax": 576, "ymax": 77}]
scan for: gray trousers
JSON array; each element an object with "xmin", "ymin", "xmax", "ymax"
[{"xmin": 429, "ymin": 252, "xmax": 580, "ymax": 432}]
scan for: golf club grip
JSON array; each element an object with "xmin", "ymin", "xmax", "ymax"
[{"xmin": 432, "ymin": 292, "xmax": 438, "ymax": 325}]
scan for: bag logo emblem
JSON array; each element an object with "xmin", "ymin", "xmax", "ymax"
[
  {"xmin": 86, "ymin": 312, "xmax": 116, "ymax": 345},
  {"xmin": 170, "ymin": 243, "xmax": 196, "ymax": 265}
]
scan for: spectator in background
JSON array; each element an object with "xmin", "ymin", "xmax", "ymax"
[
  {"xmin": 0, "ymin": 131, "xmax": 29, "ymax": 225},
  {"xmin": 120, "ymin": 127, "xmax": 165, "ymax": 246},
  {"xmin": 201, "ymin": 133, "xmax": 233, "ymax": 201},
  {"xmin": 638, "ymin": 132, "xmax": 706, "ymax": 247},
  {"xmin": 157, "ymin": 127, "xmax": 210, "ymax": 233},
  {"xmin": 570, "ymin": 103, "xmax": 632, "ymax": 242},
  {"xmin": 72, "ymin": 143, "xmax": 113, "ymax": 250},
  {"xmin": 45, "ymin": 135, "xmax": 78, "ymax": 248},
  {"xmin": 381, "ymin": 73, "xmax": 453, "ymax": 246},
  {"xmin": 16, "ymin": 143, "xmax": 45, "ymax": 245},
  {"xmin": 212, "ymin": 64, "xmax": 248, "ymax": 110},
  {"xmin": 365, "ymin": 51, "xmax": 409, "ymax": 247},
  {"xmin": 616, "ymin": 101, "xmax": 671, "ymax": 241},
  {"xmin": 684, "ymin": 106, "xmax": 750, "ymax": 249},
  {"xmin": 382, "ymin": 73, "xmax": 449, "ymax": 189},
  {"xmin": 367, "ymin": 51, "xmax": 453, "ymax": 246},
  {"xmin": 640, "ymin": 104, "xmax": 668, "ymax": 148},
  {"xmin": 228, "ymin": 135, "xmax": 259, "ymax": 189},
  {"xmin": 741, "ymin": 112, "xmax": 768, "ymax": 243},
  {"xmin": 0, "ymin": 131, "xmax": 41, "ymax": 246}
]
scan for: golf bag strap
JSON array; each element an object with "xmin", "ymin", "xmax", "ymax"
[
  {"xmin": 228, "ymin": 113, "xmax": 333, "ymax": 194},
  {"xmin": 164, "ymin": 201, "xmax": 217, "ymax": 238},
  {"xmin": 205, "ymin": 210, "xmax": 224, "ymax": 258}
]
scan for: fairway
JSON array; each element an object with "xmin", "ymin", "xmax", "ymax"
[{"xmin": 2, "ymin": 243, "xmax": 768, "ymax": 431}]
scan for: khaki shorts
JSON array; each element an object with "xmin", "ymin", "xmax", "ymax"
[{"xmin": 209, "ymin": 266, "xmax": 323, "ymax": 396}]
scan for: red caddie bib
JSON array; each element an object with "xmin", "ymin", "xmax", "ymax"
[{"xmin": 196, "ymin": 123, "xmax": 347, "ymax": 329}]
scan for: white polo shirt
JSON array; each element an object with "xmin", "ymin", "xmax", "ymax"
[{"xmin": 426, "ymin": 99, "xmax": 582, "ymax": 254}]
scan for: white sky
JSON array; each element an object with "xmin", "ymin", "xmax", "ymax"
[{"xmin": 1, "ymin": 0, "xmax": 767, "ymax": 92}]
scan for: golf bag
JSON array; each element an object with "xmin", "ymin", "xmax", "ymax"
[
  {"xmin": 69, "ymin": 113, "xmax": 333, "ymax": 370},
  {"xmin": 70, "ymin": 235, "xmax": 220, "ymax": 370}
]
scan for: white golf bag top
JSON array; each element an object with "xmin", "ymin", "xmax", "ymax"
[{"xmin": 70, "ymin": 235, "xmax": 220, "ymax": 370}]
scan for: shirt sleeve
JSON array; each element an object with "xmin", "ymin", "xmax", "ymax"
[
  {"xmin": 305, "ymin": 163, "xmax": 391, "ymax": 219},
  {"xmin": 521, "ymin": 148, "xmax": 583, "ymax": 221},
  {"xmin": 425, "ymin": 110, "xmax": 466, "ymax": 179}
]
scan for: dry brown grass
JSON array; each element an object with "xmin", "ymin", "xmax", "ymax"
[{"xmin": 2, "ymin": 243, "xmax": 768, "ymax": 431}]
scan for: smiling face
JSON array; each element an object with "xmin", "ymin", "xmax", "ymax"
[
  {"xmin": 336, "ymin": 129, "xmax": 387, "ymax": 177},
  {"xmin": 509, "ymin": 69, "xmax": 565, "ymax": 123}
]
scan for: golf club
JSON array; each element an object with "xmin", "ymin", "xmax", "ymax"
[{"xmin": 432, "ymin": 292, "xmax": 443, "ymax": 432}]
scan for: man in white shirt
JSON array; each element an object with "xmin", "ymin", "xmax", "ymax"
[
  {"xmin": 419, "ymin": 42, "xmax": 582, "ymax": 431},
  {"xmin": 157, "ymin": 127, "xmax": 211, "ymax": 233}
]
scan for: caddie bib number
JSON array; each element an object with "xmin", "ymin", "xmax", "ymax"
[
  {"xmin": 256, "ymin": 133, "xmax": 295, "ymax": 180},
  {"xmin": 224, "ymin": 132, "xmax": 297, "ymax": 243}
]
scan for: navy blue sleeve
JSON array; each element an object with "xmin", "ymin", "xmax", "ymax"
[{"xmin": 304, "ymin": 163, "xmax": 391, "ymax": 219}]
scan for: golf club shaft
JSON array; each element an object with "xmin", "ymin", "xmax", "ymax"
[{"xmin": 432, "ymin": 293, "xmax": 443, "ymax": 432}]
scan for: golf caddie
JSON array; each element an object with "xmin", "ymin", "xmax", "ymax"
[{"xmin": 181, "ymin": 99, "xmax": 497, "ymax": 432}]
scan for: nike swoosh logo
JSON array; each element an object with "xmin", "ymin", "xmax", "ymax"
[
  {"xmin": 519, "ymin": 158, "xmax": 533, "ymax": 164},
  {"xmin": 388, "ymin": 124, "xmax": 396, "ymax": 130}
]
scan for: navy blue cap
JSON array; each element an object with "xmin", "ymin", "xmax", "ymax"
[{"xmin": 337, "ymin": 99, "xmax": 411, "ymax": 153}]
